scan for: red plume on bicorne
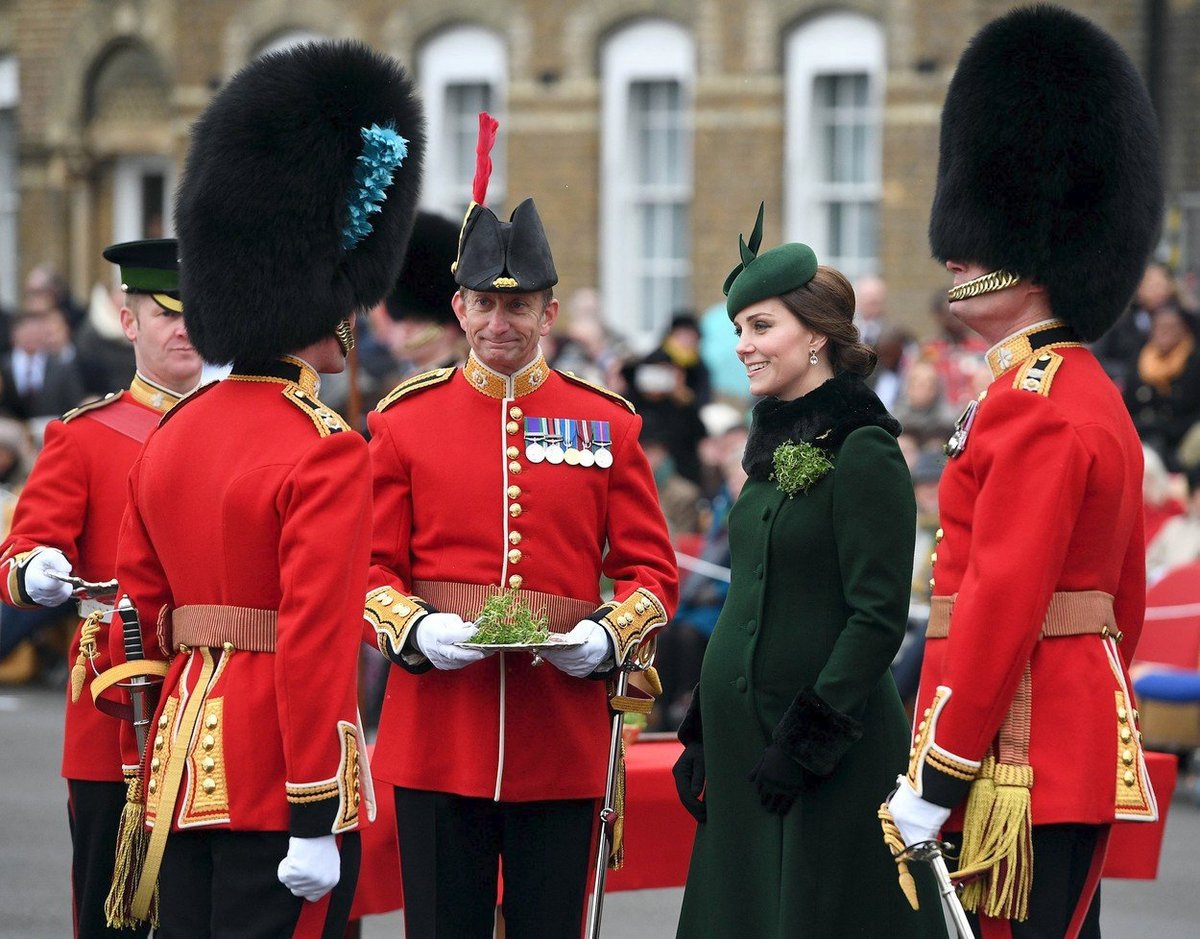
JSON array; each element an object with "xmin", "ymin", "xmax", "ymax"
[{"xmin": 472, "ymin": 112, "xmax": 500, "ymax": 207}]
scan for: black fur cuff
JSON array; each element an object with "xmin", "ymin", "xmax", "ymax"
[
  {"xmin": 772, "ymin": 687, "xmax": 863, "ymax": 777},
  {"xmin": 677, "ymin": 685, "xmax": 702, "ymax": 746}
]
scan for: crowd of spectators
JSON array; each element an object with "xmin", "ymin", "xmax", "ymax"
[{"xmin": 3, "ymin": 263, "xmax": 1200, "ymax": 727}]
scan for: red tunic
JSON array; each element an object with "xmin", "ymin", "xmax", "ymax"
[
  {"xmin": 114, "ymin": 358, "xmax": 372, "ymax": 836},
  {"xmin": 908, "ymin": 323, "xmax": 1156, "ymax": 827},
  {"xmin": 366, "ymin": 353, "xmax": 678, "ymax": 801},
  {"xmin": 0, "ymin": 378, "xmax": 179, "ymax": 782}
]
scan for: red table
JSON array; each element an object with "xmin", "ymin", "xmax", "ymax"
[{"xmin": 351, "ymin": 742, "xmax": 1177, "ymax": 919}]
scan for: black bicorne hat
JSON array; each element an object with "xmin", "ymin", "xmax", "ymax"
[
  {"xmin": 454, "ymin": 198, "xmax": 558, "ymax": 294},
  {"xmin": 385, "ymin": 211, "xmax": 459, "ymax": 325},
  {"xmin": 102, "ymin": 238, "xmax": 182, "ymax": 312},
  {"xmin": 176, "ymin": 41, "xmax": 425, "ymax": 367},
  {"xmin": 451, "ymin": 112, "xmax": 557, "ymax": 294},
  {"xmin": 929, "ymin": 4, "xmax": 1162, "ymax": 341}
]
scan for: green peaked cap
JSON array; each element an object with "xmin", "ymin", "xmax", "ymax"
[{"xmin": 723, "ymin": 202, "xmax": 818, "ymax": 320}]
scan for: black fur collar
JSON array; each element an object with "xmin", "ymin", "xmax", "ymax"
[{"xmin": 743, "ymin": 372, "xmax": 901, "ymax": 482}]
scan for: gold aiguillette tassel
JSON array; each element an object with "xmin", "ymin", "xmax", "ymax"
[
  {"xmin": 105, "ymin": 776, "xmax": 156, "ymax": 929},
  {"xmin": 70, "ymin": 611, "xmax": 105, "ymax": 703},
  {"xmin": 609, "ymin": 739, "xmax": 626, "ymax": 870},
  {"xmin": 878, "ymin": 802, "xmax": 920, "ymax": 911}
]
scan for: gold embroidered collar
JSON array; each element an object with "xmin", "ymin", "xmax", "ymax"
[
  {"xmin": 229, "ymin": 355, "xmax": 320, "ymax": 396},
  {"xmin": 462, "ymin": 351, "xmax": 549, "ymax": 399},
  {"xmin": 985, "ymin": 320, "xmax": 1081, "ymax": 378},
  {"xmin": 130, "ymin": 373, "xmax": 187, "ymax": 414}
]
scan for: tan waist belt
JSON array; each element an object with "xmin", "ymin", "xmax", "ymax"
[
  {"xmin": 413, "ymin": 580, "xmax": 595, "ymax": 633},
  {"xmin": 171, "ymin": 605, "xmax": 278, "ymax": 652},
  {"xmin": 926, "ymin": 589, "xmax": 1118, "ymax": 640}
]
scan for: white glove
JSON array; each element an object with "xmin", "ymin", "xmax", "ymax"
[
  {"xmin": 24, "ymin": 548, "xmax": 73, "ymax": 607},
  {"xmin": 541, "ymin": 620, "xmax": 613, "ymax": 678},
  {"xmin": 887, "ymin": 777, "xmax": 951, "ymax": 848},
  {"xmin": 414, "ymin": 613, "xmax": 489, "ymax": 670},
  {"xmin": 277, "ymin": 834, "xmax": 340, "ymax": 902}
]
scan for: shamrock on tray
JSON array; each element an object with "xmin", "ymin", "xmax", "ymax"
[{"xmin": 470, "ymin": 585, "xmax": 551, "ymax": 644}]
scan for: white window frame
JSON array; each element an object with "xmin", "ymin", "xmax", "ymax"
[
  {"xmin": 418, "ymin": 26, "xmax": 507, "ymax": 220},
  {"xmin": 0, "ymin": 55, "xmax": 18, "ymax": 310},
  {"xmin": 785, "ymin": 12, "xmax": 884, "ymax": 280},
  {"xmin": 113, "ymin": 155, "xmax": 176, "ymax": 243},
  {"xmin": 601, "ymin": 20, "xmax": 694, "ymax": 350}
]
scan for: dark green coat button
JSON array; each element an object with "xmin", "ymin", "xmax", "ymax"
[
  {"xmin": 747, "ymin": 619, "xmax": 757, "ymax": 634},
  {"xmin": 736, "ymin": 677, "xmax": 747, "ymax": 692}
]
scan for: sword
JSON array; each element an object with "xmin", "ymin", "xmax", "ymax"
[
  {"xmin": 47, "ymin": 570, "xmax": 119, "ymax": 601},
  {"xmin": 879, "ymin": 803, "xmax": 974, "ymax": 938},
  {"xmin": 907, "ymin": 841, "xmax": 975, "ymax": 939},
  {"xmin": 117, "ymin": 597, "xmax": 154, "ymax": 757},
  {"xmin": 585, "ymin": 662, "xmax": 630, "ymax": 939}
]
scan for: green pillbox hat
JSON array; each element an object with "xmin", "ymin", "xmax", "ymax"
[{"xmin": 723, "ymin": 203, "xmax": 818, "ymax": 319}]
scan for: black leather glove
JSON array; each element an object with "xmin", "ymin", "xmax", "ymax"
[
  {"xmin": 748, "ymin": 743, "xmax": 814, "ymax": 816},
  {"xmin": 673, "ymin": 742, "xmax": 707, "ymax": 823}
]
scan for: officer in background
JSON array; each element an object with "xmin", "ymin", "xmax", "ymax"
[
  {"xmin": 884, "ymin": 7, "xmax": 1162, "ymax": 936},
  {"xmin": 0, "ymin": 238, "xmax": 202, "ymax": 938},
  {"xmin": 106, "ymin": 42, "xmax": 423, "ymax": 936},
  {"xmin": 376, "ymin": 210, "xmax": 468, "ymax": 380},
  {"xmin": 364, "ymin": 115, "xmax": 678, "ymax": 938}
]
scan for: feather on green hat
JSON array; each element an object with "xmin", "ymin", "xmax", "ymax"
[{"xmin": 723, "ymin": 203, "xmax": 818, "ymax": 320}]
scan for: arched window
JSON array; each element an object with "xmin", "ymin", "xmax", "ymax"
[
  {"xmin": 418, "ymin": 26, "xmax": 507, "ymax": 219},
  {"xmin": 86, "ymin": 42, "xmax": 174, "ymax": 242},
  {"xmin": 601, "ymin": 19, "xmax": 694, "ymax": 347},
  {"xmin": 785, "ymin": 12, "xmax": 884, "ymax": 279}
]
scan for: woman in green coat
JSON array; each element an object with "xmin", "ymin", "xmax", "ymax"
[{"xmin": 674, "ymin": 214, "xmax": 946, "ymax": 937}]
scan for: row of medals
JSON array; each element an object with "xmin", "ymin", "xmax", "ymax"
[{"xmin": 525, "ymin": 437, "xmax": 613, "ymax": 468}]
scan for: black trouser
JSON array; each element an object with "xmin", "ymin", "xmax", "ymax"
[
  {"xmin": 393, "ymin": 787, "xmax": 596, "ymax": 939},
  {"xmin": 67, "ymin": 779, "xmax": 150, "ymax": 939},
  {"xmin": 946, "ymin": 823, "xmax": 1104, "ymax": 938},
  {"xmin": 156, "ymin": 828, "xmax": 360, "ymax": 939}
]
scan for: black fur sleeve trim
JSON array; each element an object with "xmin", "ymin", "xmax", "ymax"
[{"xmin": 772, "ymin": 687, "xmax": 863, "ymax": 777}]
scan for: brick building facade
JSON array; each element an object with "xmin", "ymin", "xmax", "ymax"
[{"xmin": 0, "ymin": 0, "xmax": 1196, "ymax": 341}]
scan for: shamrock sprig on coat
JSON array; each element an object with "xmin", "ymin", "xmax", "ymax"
[{"xmin": 771, "ymin": 440, "xmax": 834, "ymax": 497}]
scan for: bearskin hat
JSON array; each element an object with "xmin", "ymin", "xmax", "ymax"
[
  {"xmin": 929, "ymin": 5, "xmax": 1162, "ymax": 341},
  {"xmin": 385, "ymin": 211, "xmax": 459, "ymax": 325},
  {"xmin": 176, "ymin": 41, "xmax": 425, "ymax": 366}
]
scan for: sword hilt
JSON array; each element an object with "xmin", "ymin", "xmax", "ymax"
[{"xmin": 117, "ymin": 598, "xmax": 152, "ymax": 756}]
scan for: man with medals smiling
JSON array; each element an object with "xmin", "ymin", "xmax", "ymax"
[
  {"xmin": 882, "ymin": 7, "xmax": 1163, "ymax": 937},
  {"xmin": 0, "ymin": 238, "xmax": 201, "ymax": 939},
  {"xmin": 364, "ymin": 114, "xmax": 678, "ymax": 938}
]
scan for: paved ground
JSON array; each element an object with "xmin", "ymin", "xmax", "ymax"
[{"xmin": 3, "ymin": 684, "xmax": 1198, "ymax": 937}]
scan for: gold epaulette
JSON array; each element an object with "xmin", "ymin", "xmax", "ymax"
[
  {"xmin": 62, "ymin": 391, "xmax": 122, "ymax": 423},
  {"xmin": 282, "ymin": 386, "xmax": 349, "ymax": 436},
  {"xmin": 557, "ymin": 370, "xmax": 636, "ymax": 413},
  {"xmin": 1012, "ymin": 350, "xmax": 1064, "ymax": 397},
  {"xmin": 376, "ymin": 367, "xmax": 455, "ymax": 413}
]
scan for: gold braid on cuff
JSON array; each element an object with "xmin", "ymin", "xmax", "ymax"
[
  {"xmin": 365, "ymin": 586, "xmax": 428, "ymax": 662},
  {"xmin": 947, "ymin": 269, "xmax": 1021, "ymax": 302},
  {"xmin": 597, "ymin": 587, "xmax": 667, "ymax": 665}
]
